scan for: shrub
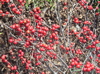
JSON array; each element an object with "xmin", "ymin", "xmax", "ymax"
[{"xmin": 0, "ymin": 0, "xmax": 100, "ymax": 74}]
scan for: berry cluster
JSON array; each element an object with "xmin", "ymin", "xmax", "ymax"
[
  {"xmin": 0, "ymin": 0, "xmax": 100, "ymax": 74},
  {"xmin": 68, "ymin": 57, "xmax": 83, "ymax": 68},
  {"xmin": 83, "ymin": 61, "xmax": 94, "ymax": 72}
]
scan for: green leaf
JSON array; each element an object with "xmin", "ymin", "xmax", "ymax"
[
  {"xmin": 0, "ymin": 33, "xmax": 3, "ymax": 34},
  {"xmin": 96, "ymin": 43, "xmax": 100, "ymax": 47},
  {"xmin": 25, "ymin": 4, "xmax": 29, "ymax": 9},
  {"xmin": 96, "ymin": 0, "xmax": 100, "ymax": 1},
  {"xmin": 97, "ymin": 9, "xmax": 100, "ymax": 12},
  {"xmin": 25, "ymin": 0, "xmax": 29, "ymax": 9},
  {"xmin": 73, "ymin": 69, "xmax": 81, "ymax": 72},
  {"xmin": 47, "ymin": 0, "xmax": 52, "ymax": 2}
]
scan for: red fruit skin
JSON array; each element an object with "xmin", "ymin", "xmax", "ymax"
[
  {"xmin": 71, "ymin": 62, "xmax": 75, "ymax": 66},
  {"xmin": 87, "ymin": 68, "xmax": 91, "ymax": 72},
  {"xmin": 87, "ymin": 5, "xmax": 93, "ymax": 10},
  {"xmin": 41, "ymin": 72, "xmax": 46, "ymax": 74},
  {"xmin": 98, "ymin": 1, "xmax": 100, "ymax": 4},
  {"xmin": 83, "ymin": 68, "xmax": 87, "ymax": 72},
  {"xmin": 76, "ymin": 64, "xmax": 81, "ymax": 68},
  {"xmin": 0, "ymin": 10, "xmax": 3, "ymax": 13}
]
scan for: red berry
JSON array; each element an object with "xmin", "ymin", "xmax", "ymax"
[
  {"xmin": 0, "ymin": 10, "xmax": 3, "ymax": 13},
  {"xmin": 87, "ymin": 5, "xmax": 93, "ymax": 10}
]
